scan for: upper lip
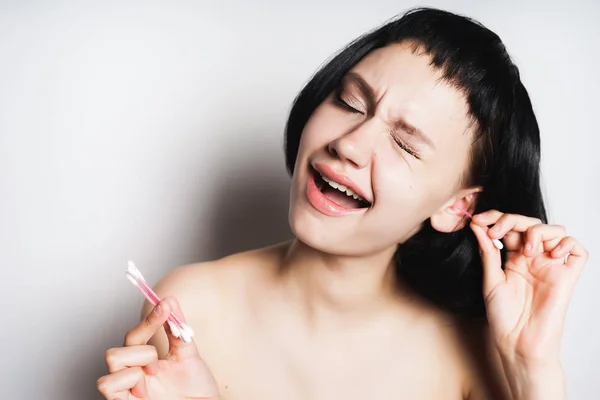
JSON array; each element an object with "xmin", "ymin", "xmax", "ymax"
[{"xmin": 312, "ymin": 162, "xmax": 372, "ymax": 203}]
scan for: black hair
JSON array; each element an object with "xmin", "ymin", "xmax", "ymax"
[{"xmin": 283, "ymin": 7, "xmax": 547, "ymax": 317}]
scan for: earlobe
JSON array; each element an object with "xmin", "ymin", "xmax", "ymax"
[{"xmin": 430, "ymin": 190, "xmax": 480, "ymax": 233}]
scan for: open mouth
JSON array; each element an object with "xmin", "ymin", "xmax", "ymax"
[{"xmin": 312, "ymin": 168, "xmax": 371, "ymax": 209}]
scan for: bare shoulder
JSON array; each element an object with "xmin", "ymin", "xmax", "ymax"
[
  {"xmin": 395, "ymin": 304, "xmax": 511, "ymax": 400},
  {"xmin": 437, "ymin": 316, "xmax": 511, "ymax": 400},
  {"xmin": 144, "ymin": 242, "xmax": 289, "ymax": 356}
]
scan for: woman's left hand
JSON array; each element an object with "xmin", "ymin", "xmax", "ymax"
[{"xmin": 470, "ymin": 210, "xmax": 588, "ymax": 368}]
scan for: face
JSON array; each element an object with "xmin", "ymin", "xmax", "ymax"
[{"xmin": 288, "ymin": 42, "xmax": 477, "ymax": 256}]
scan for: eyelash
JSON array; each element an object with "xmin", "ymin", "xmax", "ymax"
[
  {"xmin": 334, "ymin": 91, "xmax": 363, "ymax": 114},
  {"xmin": 334, "ymin": 91, "xmax": 420, "ymax": 159},
  {"xmin": 390, "ymin": 133, "xmax": 420, "ymax": 159}
]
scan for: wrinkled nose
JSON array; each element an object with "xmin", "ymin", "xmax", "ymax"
[{"xmin": 327, "ymin": 120, "xmax": 380, "ymax": 168}]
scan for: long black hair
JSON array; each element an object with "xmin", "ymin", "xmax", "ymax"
[{"xmin": 283, "ymin": 7, "xmax": 547, "ymax": 317}]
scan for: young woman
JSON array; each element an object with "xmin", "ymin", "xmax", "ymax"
[{"xmin": 97, "ymin": 7, "xmax": 588, "ymax": 400}]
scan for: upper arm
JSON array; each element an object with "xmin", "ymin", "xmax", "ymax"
[{"xmin": 458, "ymin": 322, "xmax": 512, "ymax": 400}]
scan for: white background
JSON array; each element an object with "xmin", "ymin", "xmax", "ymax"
[{"xmin": 0, "ymin": 1, "xmax": 598, "ymax": 399}]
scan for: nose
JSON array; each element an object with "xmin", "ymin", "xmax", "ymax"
[{"xmin": 327, "ymin": 119, "xmax": 380, "ymax": 168}]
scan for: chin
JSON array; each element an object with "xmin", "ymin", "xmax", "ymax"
[
  {"xmin": 286, "ymin": 161, "xmax": 402, "ymax": 257},
  {"xmin": 287, "ymin": 192, "xmax": 387, "ymax": 257},
  {"xmin": 288, "ymin": 198, "xmax": 335, "ymax": 254}
]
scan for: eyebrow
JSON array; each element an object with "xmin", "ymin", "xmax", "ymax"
[
  {"xmin": 341, "ymin": 72, "xmax": 435, "ymax": 149},
  {"xmin": 393, "ymin": 117, "xmax": 435, "ymax": 149}
]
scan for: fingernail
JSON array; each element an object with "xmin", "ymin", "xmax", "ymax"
[
  {"xmin": 525, "ymin": 243, "xmax": 533, "ymax": 253},
  {"xmin": 153, "ymin": 304, "xmax": 162, "ymax": 315}
]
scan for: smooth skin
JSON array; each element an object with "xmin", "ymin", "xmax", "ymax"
[
  {"xmin": 470, "ymin": 211, "xmax": 587, "ymax": 399},
  {"xmin": 98, "ymin": 42, "xmax": 588, "ymax": 399},
  {"xmin": 97, "ymin": 214, "xmax": 587, "ymax": 400},
  {"xmin": 97, "ymin": 297, "xmax": 219, "ymax": 400}
]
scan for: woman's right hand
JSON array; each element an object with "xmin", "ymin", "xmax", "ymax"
[{"xmin": 97, "ymin": 297, "xmax": 219, "ymax": 400}]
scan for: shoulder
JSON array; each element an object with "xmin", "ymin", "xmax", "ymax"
[
  {"xmin": 143, "ymin": 243, "xmax": 288, "ymax": 355},
  {"xmin": 401, "ymin": 306, "xmax": 511, "ymax": 400},
  {"xmin": 438, "ymin": 317, "xmax": 511, "ymax": 400}
]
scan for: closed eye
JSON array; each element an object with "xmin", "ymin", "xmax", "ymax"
[
  {"xmin": 390, "ymin": 132, "xmax": 420, "ymax": 159},
  {"xmin": 333, "ymin": 91, "xmax": 364, "ymax": 115}
]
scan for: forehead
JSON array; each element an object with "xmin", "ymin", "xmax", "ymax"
[
  {"xmin": 350, "ymin": 42, "xmax": 449, "ymax": 94},
  {"xmin": 348, "ymin": 42, "xmax": 473, "ymax": 141}
]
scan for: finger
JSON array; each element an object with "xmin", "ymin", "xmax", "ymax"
[
  {"xmin": 552, "ymin": 236, "xmax": 589, "ymax": 273},
  {"xmin": 470, "ymin": 222, "xmax": 505, "ymax": 297},
  {"xmin": 486, "ymin": 214, "xmax": 543, "ymax": 240},
  {"xmin": 472, "ymin": 210, "xmax": 542, "ymax": 233},
  {"xmin": 105, "ymin": 345, "xmax": 158, "ymax": 373},
  {"xmin": 97, "ymin": 387, "xmax": 129, "ymax": 400},
  {"xmin": 131, "ymin": 374, "xmax": 149, "ymax": 399},
  {"xmin": 523, "ymin": 224, "xmax": 566, "ymax": 257},
  {"xmin": 161, "ymin": 296, "xmax": 200, "ymax": 359},
  {"xmin": 107, "ymin": 391, "xmax": 129, "ymax": 400},
  {"xmin": 97, "ymin": 367, "xmax": 145, "ymax": 398},
  {"xmin": 124, "ymin": 301, "xmax": 172, "ymax": 346},
  {"xmin": 471, "ymin": 209, "xmax": 504, "ymax": 225},
  {"xmin": 501, "ymin": 231, "xmax": 523, "ymax": 251},
  {"xmin": 143, "ymin": 359, "xmax": 160, "ymax": 376}
]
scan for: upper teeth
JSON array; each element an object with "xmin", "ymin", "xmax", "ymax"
[{"xmin": 321, "ymin": 175, "xmax": 365, "ymax": 201}]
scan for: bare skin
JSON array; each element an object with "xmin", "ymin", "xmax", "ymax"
[
  {"xmin": 142, "ymin": 241, "xmax": 507, "ymax": 400},
  {"xmin": 97, "ymin": 42, "xmax": 587, "ymax": 399}
]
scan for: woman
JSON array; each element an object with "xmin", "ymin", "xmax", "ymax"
[{"xmin": 97, "ymin": 7, "xmax": 588, "ymax": 400}]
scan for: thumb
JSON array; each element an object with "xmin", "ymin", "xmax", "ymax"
[
  {"xmin": 161, "ymin": 296, "xmax": 200, "ymax": 359},
  {"xmin": 470, "ymin": 222, "xmax": 505, "ymax": 298}
]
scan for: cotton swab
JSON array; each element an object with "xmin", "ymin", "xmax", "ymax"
[
  {"xmin": 456, "ymin": 208, "xmax": 504, "ymax": 250},
  {"xmin": 125, "ymin": 261, "xmax": 194, "ymax": 343},
  {"xmin": 125, "ymin": 264, "xmax": 193, "ymax": 343}
]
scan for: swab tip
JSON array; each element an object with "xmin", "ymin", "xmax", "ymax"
[
  {"xmin": 127, "ymin": 260, "xmax": 143, "ymax": 279},
  {"xmin": 168, "ymin": 321, "xmax": 181, "ymax": 338},
  {"xmin": 180, "ymin": 322, "xmax": 195, "ymax": 337}
]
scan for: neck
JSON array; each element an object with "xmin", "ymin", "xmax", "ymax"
[{"xmin": 279, "ymin": 239, "xmax": 408, "ymax": 325}]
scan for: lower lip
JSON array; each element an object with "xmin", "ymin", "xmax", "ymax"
[{"xmin": 305, "ymin": 168, "xmax": 367, "ymax": 217}]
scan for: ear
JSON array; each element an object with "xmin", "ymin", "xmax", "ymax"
[{"xmin": 430, "ymin": 187, "xmax": 482, "ymax": 233}]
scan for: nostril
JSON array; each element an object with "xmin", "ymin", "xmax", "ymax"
[{"xmin": 327, "ymin": 142, "xmax": 339, "ymax": 158}]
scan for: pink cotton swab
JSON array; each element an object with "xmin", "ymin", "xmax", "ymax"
[
  {"xmin": 455, "ymin": 208, "xmax": 504, "ymax": 250},
  {"xmin": 125, "ymin": 261, "xmax": 194, "ymax": 343}
]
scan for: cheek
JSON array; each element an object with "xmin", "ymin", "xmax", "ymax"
[
  {"xmin": 373, "ymin": 154, "xmax": 425, "ymax": 208},
  {"xmin": 429, "ymin": 142, "xmax": 472, "ymax": 191},
  {"xmin": 372, "ymin": 152, "xmax": 453, "ymax": 215},
  {"xmin": 298, "ymin": 104, "xmax": 346, "ymax": 152}
]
